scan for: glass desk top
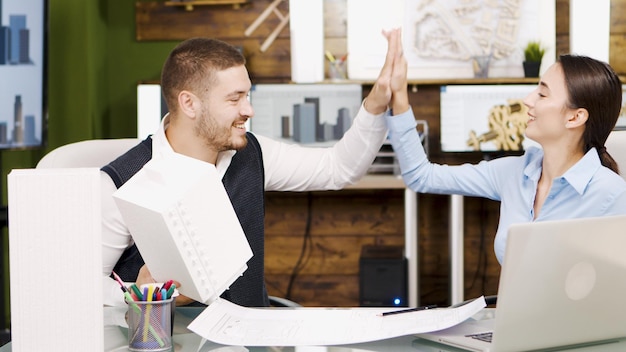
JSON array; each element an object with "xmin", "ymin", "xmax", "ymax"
[{"xmin": 1, "ymin": 306, "xmax": 625, "ymax": 351}]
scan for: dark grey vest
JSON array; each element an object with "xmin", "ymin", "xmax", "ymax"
[{"xmin": 102, "ymin": 134, "xmax": 269, "ymax": 307}]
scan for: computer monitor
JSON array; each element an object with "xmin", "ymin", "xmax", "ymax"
[
  {"xmin": 439, "ymin": 85, "xmax": 538, "ymax": 153},
  {"xmin": 249, "ymin": 83, "xmax": 362, "ymax": 146},
  {"xmin": 0, "ymin": 0, "xmax": 48, "ymax": 150}
]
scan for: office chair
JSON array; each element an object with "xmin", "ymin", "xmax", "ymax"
[
  {"xmin": 606, "ymin": 129, "xmax": 626, "ymax": 181},
  {"xmin": 36, "ymin": 138, "xmax": 301, "ymax": 308},
  {"xmin": 36, "ymin": 138, "xmax": 142, "ymax": 168}
]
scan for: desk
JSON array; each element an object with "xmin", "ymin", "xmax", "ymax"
[{"xmin": 1, "ymin": 307, "xmax": 625, "ymax": 351}]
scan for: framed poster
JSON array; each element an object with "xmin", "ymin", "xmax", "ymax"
[{"xmin": 347, "ymin": 0, "xmax": 556, "ymax": 80}]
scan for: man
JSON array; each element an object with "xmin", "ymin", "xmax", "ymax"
[{"xmin": 102, "ymin": 29, "xmax": 405, "ymax": 307}]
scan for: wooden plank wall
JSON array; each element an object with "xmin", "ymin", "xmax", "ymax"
[{"xmin": 135, "ymin": 0, "xmax": 626, "ymax": 307}]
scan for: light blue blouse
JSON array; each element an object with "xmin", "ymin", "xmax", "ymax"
[{"xmin": 386, "ymin": 108, "xmax": 626, "ymax": 264}]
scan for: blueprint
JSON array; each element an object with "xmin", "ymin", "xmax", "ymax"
[{"xmin": 187, "ymin": 296, "xmax": 486, "ymax": 346}]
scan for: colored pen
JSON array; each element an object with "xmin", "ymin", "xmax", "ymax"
[
  {"xmin": 124, "ymin": 292, "xmax": 142, "ymax": 314},
  {"xmin": 143, "ymin": 286, "xmax": 154, "ymax": 341},
  {"xmin": 161, "ymin": 280, "xmax": 174, "ymax": 291},
  {"xmin": 378, "ymin": 304, "xmax": 438, "ymax": 317},
  {"xmin": 111, "ymin": 271, "xmax": 126, "ymax": 289},
  {"xmin": 111, "ymin": 271, "xmax": 135, "ymax": 297},
  {"xmin": 325, "ymin": 50, "xmax": 336, "ymax": 63},
  {"xmin": 130, "ymin": 284, "xmax": 144, "ymax": 301},
  {"xmin": 166, "ymin": 283, "xmax": 176, "ymax": 299}
]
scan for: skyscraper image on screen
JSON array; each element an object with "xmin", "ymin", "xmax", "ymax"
[
  {"xmin": 0, "ymin": 0, "xmax": 47, "ymax": 149},
  {"xmin": 249, "ymin": 84, "xmax": 362, "ymax": 146}
]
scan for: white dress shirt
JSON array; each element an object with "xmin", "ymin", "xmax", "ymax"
[{"xmin": 101, "ymin": 102, "xmax": 389, "ymax": 306}]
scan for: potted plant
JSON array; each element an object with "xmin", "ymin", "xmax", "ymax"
[{"xmin": 523, "ymin": 41, "xmax": 546, "ymax": 77}]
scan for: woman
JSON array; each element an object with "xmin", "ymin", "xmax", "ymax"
[{"xmin": 386, "ymin": 54, "xmax": 626, "ymax": 264}]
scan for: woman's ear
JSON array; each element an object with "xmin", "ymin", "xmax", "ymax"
[
  {"xmin": 566, "ymin": 108, "xmax": 589, "ymax": 128},
  {"xmin": 177, "ymin": 90, "xmax": 198, "ymax": 118}
]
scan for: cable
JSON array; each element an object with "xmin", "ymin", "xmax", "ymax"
[
  {"xmin": 285, "ymin": 192, "xmax": 314, "ymax": 300},
  {"xmin": 468, "ymin": 197, "xmax": 489, "ymax": 294}
]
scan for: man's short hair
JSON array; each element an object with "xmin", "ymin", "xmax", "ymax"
[{"xmin": 161, "ymin": 37, "xmax": 246, "ymax": 113}]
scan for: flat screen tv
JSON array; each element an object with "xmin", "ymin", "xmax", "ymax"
[
  {"xmin": 249, "ymin": 84, "xmax": 362, "ymax": 146},
  {"xmin": 0, "ymin": 0, "xmax": 47, "ymax": 150},
  {"xmin": 440, "ymin": 84, "xmax": 539, "ymax": 153}
]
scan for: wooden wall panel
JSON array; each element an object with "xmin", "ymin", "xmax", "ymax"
[
  {"xmin": 264, "ymin": 190, "xmax": 406, "ymax": 306},
  {"xmin": 555, "ymin": 0, "xmax": 570, "ymax": 56},
  {"xmin": 136, "ymin": 1, "xmax": 289, "ymax": 41},
  {"xmin": 136, "ymin": 0, "xmax": 292, "ymax": 81},
  {"xmin": 610, "ymin": 0, "xmax": 626, "ymax": 75},
  {"xmin": 264, "ymin": 190, "xmax": 405, "ymax": 237},
  {"xmin": 266, "ymin": 274, "xmax": 359, "ymax": 307},
  {"xmin": 265, "ymin": 235, "xmax": 405, "ymax": 276}
]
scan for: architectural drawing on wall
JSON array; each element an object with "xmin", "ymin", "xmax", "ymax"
[
  {"xmin": 406, "ymin": 0, "xmax": 522, "ymax": 74},
  {"xmin": 347, "ymin": 0, "xmax": 555, "ymax": 80}
]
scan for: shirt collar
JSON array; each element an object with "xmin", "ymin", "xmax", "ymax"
[
  {"xmin": 523, "ymin": 146, "xmax": 601, "ymax": 195},
  {"xmin": 523, "ymin": 147, "xmax": 544, "ymax": 182},
  {"xmin": 152, "ymin": 114, "xmax": 236, "ymax": 177},
  {"xmin": 151, "ymin": 113, "xmax": 175, "ymax": 160},
  {"xmin": 563, "ymin": 148, "xmax": 602, "ymax": 195}
]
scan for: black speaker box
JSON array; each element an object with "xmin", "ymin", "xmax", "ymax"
[{"xmin": 359, "ymin": 245, "xmax": 407, "ymax": 307}]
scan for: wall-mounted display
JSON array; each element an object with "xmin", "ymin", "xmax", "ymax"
[
  {"xmin": 440, "ymin": 84, "xmax": 538, "ymax": 152},
  {"xmin": 249, "ymin": 84, "xmax": 363, "ymax": 146},
  {"xmin": 0, "ymin": 0, "xmax": 47, "ymax": 150}
]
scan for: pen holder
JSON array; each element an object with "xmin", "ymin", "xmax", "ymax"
[
  {"xmin": 328, "ymin": 61, "xmax": 348, "ymax": 81},
  {"xmin": 471, "ymin": 54, "xmax": 491, "ymax": 78},
  {"xmin": 126, "ymin": 297, "xmax": 174, "ymax": 351}
]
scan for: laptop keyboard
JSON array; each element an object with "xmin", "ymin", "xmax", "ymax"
[{"xmin": 466, "ymin": 332, "xmax": 493, "ymax": 343}]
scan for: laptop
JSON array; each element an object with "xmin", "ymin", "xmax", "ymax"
[{"xmin": 416, "ymin": 215, "xmax": 626, "ymax": 352}]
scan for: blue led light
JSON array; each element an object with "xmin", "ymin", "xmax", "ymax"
[{"xmin": 393, "ymin": 298, "xmax": 401, "ymax": 305}]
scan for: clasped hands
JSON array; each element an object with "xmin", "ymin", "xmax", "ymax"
[{"xmin": 363, "ymin": 28, "xmax": 409, "ymax": 116}]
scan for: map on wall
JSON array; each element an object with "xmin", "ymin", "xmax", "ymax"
[{"xmin": 347, "ymin": 0, "xmax": 555, "ymax": 80}]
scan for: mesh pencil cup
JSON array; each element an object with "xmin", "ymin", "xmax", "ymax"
[{"xmin": 126, "ymin": 297, "xmax": 174, "ymax": 351}]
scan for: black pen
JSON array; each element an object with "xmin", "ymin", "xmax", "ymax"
[{"xmin": 378, "ymin": 304, "xmax": 438, "ymax": 317}]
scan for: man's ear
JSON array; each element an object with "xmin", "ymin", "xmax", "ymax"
[
  {"xmin": 178, "ymin": 90, "xmax": 197, "ymax": 118},
  {"xmin": 566, "ymin": 108, "xmax": 589, "ymax": 128}
]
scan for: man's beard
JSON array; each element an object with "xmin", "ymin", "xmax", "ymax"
[{"xmin": 194, "ymin": 112, "xmax": 248, "ymax": 152}]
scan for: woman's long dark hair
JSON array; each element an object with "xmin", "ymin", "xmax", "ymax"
[{"xmin": 559, "ymin": 54, "xmax": 622, "ymax": 174}]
